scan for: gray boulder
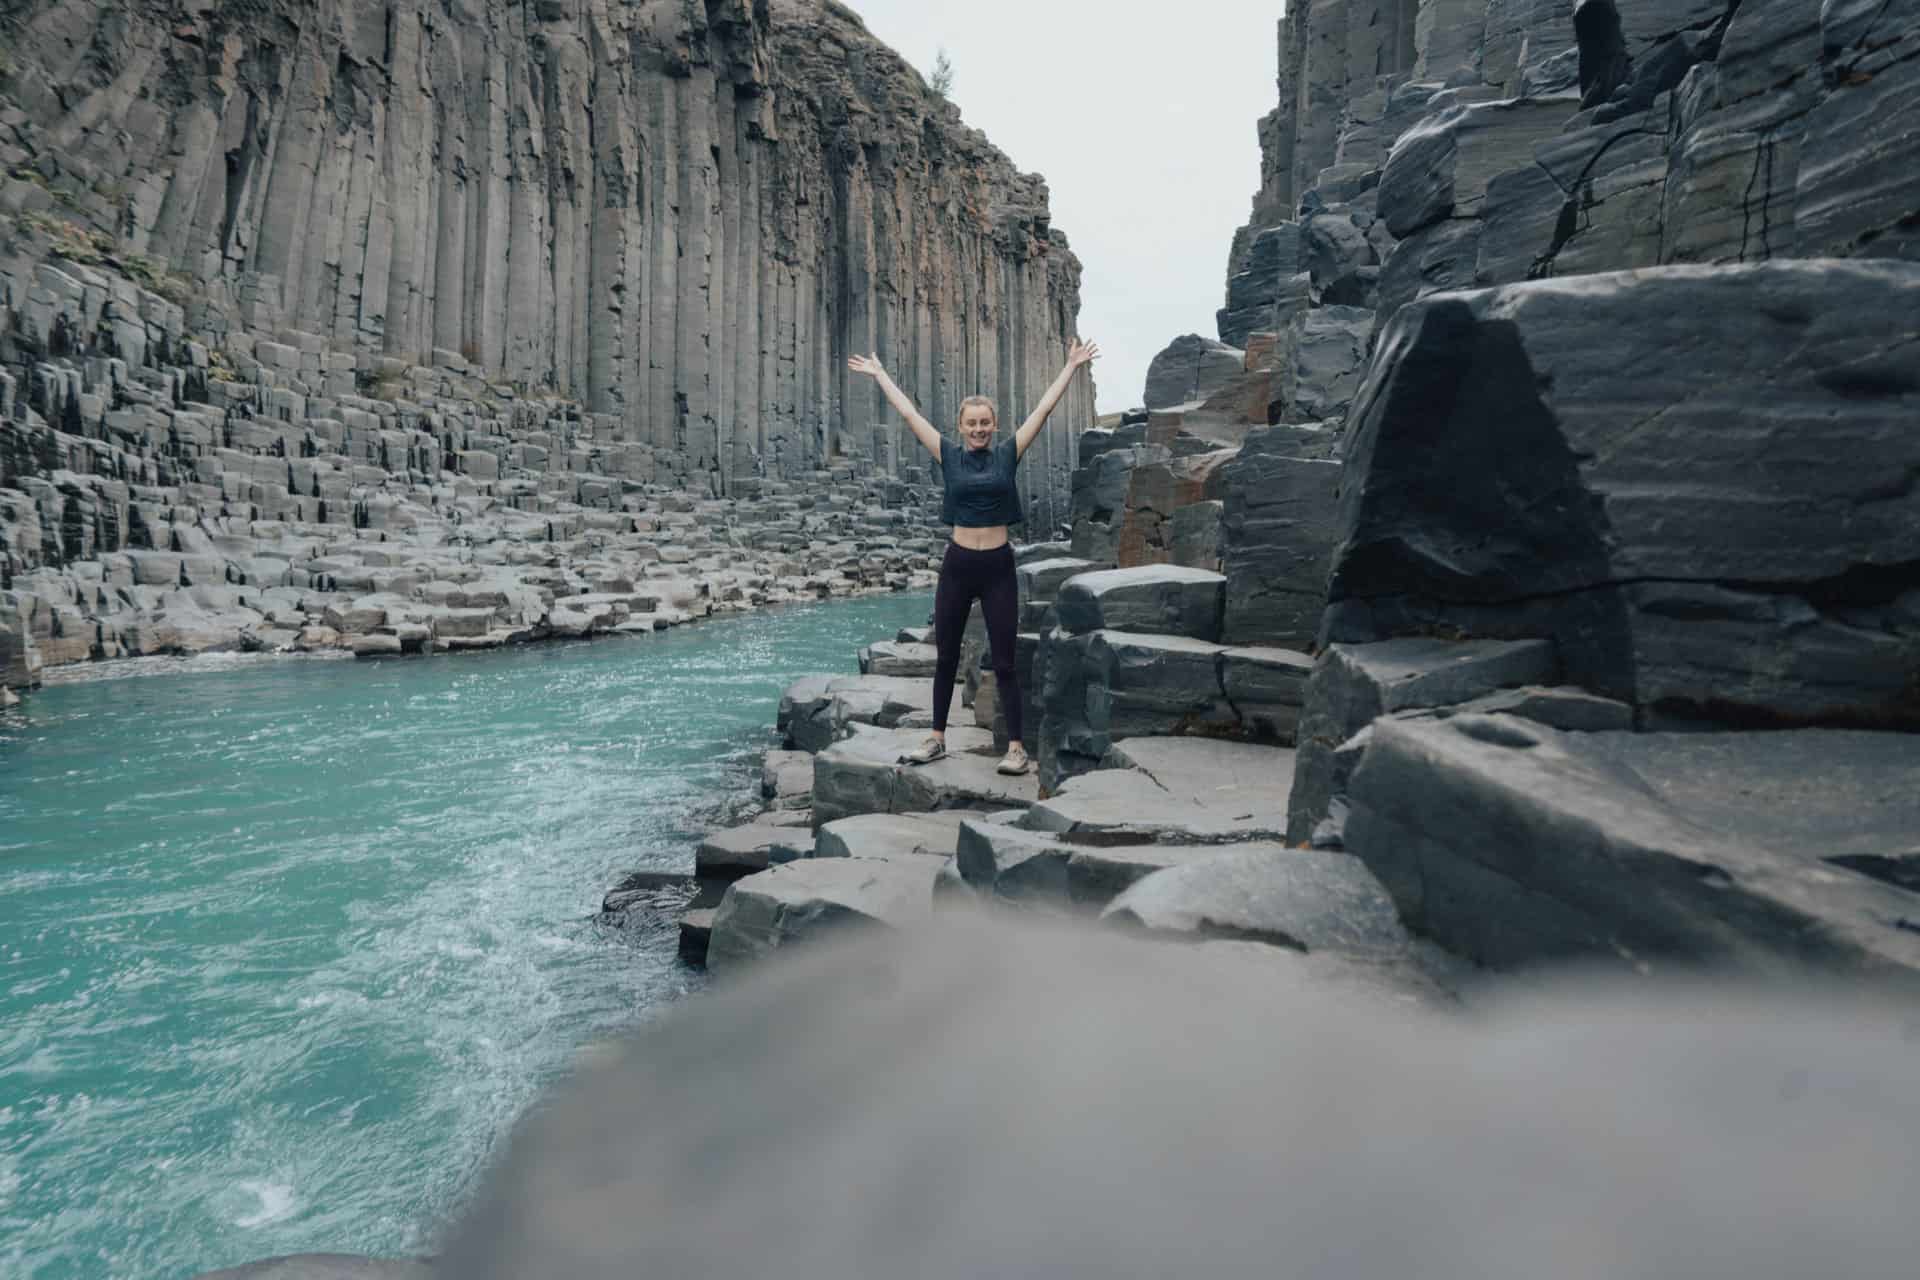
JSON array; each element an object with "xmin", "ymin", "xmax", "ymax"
[
  {"xmin": 1345, "ymin": 715, "xmax": 1920, "ymax": 982},
  {"xmin": 1054, "ymin": 565, "xmax": 1225, "ymax": 642},
  {"xmin": 1064, "ymin": 842, "xmax": 1259, "ymax": 908},
  {"xmin": 1220, "ymin": 646, "xmax": 1316, "ymax": 740},
  {"xmin": 786, "ymin": 675, "xmax": 934, "ymax": 753},
  {"xmin": 1218, "ymin": 430, "xmax": 1340, "ymax": 648},
  {"xmin": 1103, "ymin": 845, "xmax": 1410, "ymax": 962},
  {"xmin": 1037, "ymin": 630, "xmax": 1239, "ymax": 786},
  {"xmin": 858, "ymin": 640, "xmax": 940, "ymax": 678},
  {"xmin": 1016, "ymin": 557, "xmax": 1101, "ymax": 616},
  {"xmin": 1379, "ymin": 95, "xmax": 1580, "ymax": 238},
  {"xmin": 1288, "ymin": 637, "xmax": 1558, "ymax": 843},
  {"xmin": 954, "ymin": 816, "xmax": 1081, "ymax": 902},
  {"xmin": 696, "ymin": 821, "xmax": 812, "ymax": 882},
  {"xmin": 1326, "ymin": 263, "xmax": 1920, "ymax": 730},
  {"xmin": 1025, "ymin": 738, "xmax": 1294, "ymax": 845},
  {"xmin": 706, "ymin": 857, "xmax": 943, "ymax": 973},
  {"xmin": 1288, "ymin": 305, "xmax": 1374, "ymax": 423},
  {"xmin": 814, "ymin": 812, "xmax": 968, "ymax": 862},
  {"xmin": 1070, "ymin": 443, "xmax": 1172, "ymax": 565},
  {"xmin": 1143, "ymin": 334, "xmax": 1247, "ymax": 410},
  {"xmin": 761, "ymin": 749, "xmax": 814, "ymax": 810}
]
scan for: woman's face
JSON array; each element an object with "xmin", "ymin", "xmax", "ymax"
[{"xmin": 959, "ymin": 405, "xmax": 996, "ymax": 451}]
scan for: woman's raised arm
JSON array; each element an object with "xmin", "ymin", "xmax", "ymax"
[
  {"xmin": 847, "ymin": 353, "xmax": 942, "ymax": 459},
  {"xmin": 1013, "ymin": 338, "xmax": 1099, "ymax": 459}
]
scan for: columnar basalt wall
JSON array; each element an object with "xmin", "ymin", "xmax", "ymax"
[{"xmin": 0, "ymin": 0, "xmax": 1087, "ymax": 522}]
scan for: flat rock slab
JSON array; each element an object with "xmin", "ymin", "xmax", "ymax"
[
  {"xmin": 1289, "ymin": 636, "xmax": 1558, "ymax": 843},
  {"xmin": 1054, "ymin": 564, "xmax": 1226, "ymax": 641},
  {"xmin": 1036, "ymin": 632, "xmax": 1305, "ymax": 789},
  {"xmin": 777, "ymin": 675, "xmax": 834, "ymax": 735},
  {"xmin": 1219, "ymin": 645, "xmax": 1315, "ymax": 739},
  {"xmin": 1103, "ymin": 736, "xmax": 1297, "ymax": 798},
  {"xmin": 815, "ymin": 811, "xmax": 969, "ymax": 862},
  {"xmin": 955, "ymin": 813, "xmax": 1254, "ymax": 909},
  {"xmin": 813, "ymin": 724, "xmax": 1039, "ymax": 826},
  {"xmin": 1016, "ymin": 557, "xmax": 1101, "ymax": 601},
  {"xmin": 955, "ymin": 816, "xmax": 1080, "ymax": 901},
  {"xmin": 1024, "ymin": 770, "xmax": 1290, "ymax": 847},
  {"xmin": 1104, "ymin": 845, "xmax": 1410, "ymax": 962},
  {"xmin": 858, "ymin": 640, "xmax": 941, "ymax": 677},
  {"xmin": 1066, "ymin": 843, "xmax": 1258, "ymax": 907},
  {"xmin": 1345, "ymin": 715, "xmax": 1920, "ymax": 980},
  {"xmin": 786, "ymin": 675, "xmax": 936, "ymax": 752},
  {"xmin": 706, "ymin": 856, "xmax": 942, "ymax": 973},
  {"xmin": 696, "ymin": 820, "xmax": 812, "ymax": 881}
]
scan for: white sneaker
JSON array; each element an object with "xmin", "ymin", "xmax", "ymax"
[
  {"xmin": 996, "ymin": 744, "xmax": 1031, "ymax": 776},
  {"xmin": 900, "ymin": 736, "xmax": 946, "ymax": 765}
]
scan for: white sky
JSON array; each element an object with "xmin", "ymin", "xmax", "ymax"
[{"xmin": 841, "ymin": 1, "xmax": 1284, "ymax": 416}]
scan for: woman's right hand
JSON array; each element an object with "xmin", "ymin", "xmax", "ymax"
[{"xmin": 846, "ymin": 352, "xmax": 886, "ymax": 379}]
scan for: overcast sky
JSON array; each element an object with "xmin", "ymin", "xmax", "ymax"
[{"xmin": 842, "ymin": 1, "xmax": 1285, "ymax": 416}]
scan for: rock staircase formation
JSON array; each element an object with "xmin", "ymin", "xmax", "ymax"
[
  {"xmin": 874, "ymin": 0, "xmax": 1918, "ymax": 986},
  {"xmin": 0, "ymin": 0, "xmax": 1093, "ymax": 687}
]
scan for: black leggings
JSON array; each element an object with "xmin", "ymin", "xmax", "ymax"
[{"xmin": 932, "ymin": 541, "xmax": 1021, "ymax": 741}]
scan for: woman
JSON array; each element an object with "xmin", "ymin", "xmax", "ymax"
[{"xmin": 847, "ymin": 338, "xmax": 1099, "ymax": 776}]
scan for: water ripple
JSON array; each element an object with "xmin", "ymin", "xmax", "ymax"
[{"xmin": 0, "ymin": 594, "xmax": 930, "ymax": 1280}]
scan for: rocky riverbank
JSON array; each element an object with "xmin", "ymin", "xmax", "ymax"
[
  {"xmin": 0, "ymin": 0, "xmax": 1098, "ymax": 694},
  {"xmin": 623, "ymin": 550, "xmax": 1469, "ymax": 1010},
  {"xmin": 75, "ymin": 0, "xmax": 1920, "ymax": 1271},
  {"xmin": 623, "ymin": 0, "xmax": 1920, "ymax": 995},
  {"xmin": 0, "ymin": 235, "xmax": 974, "ymax": 684}
]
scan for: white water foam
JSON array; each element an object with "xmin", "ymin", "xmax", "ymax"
[{"xmin": 232, "ymin": 1179, "xmax": 298, "ymax": 1229}]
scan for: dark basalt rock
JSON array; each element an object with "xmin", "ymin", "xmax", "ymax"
[
  {"xmin": 1103, "ymin": 845, "xmax": 1410, "ymax": 962},
  {"xmin": 1324, "ymin": 262, "xmax": 1920, "ymax": 731},
  {"xmin": 1344, "ymin": 715, "xmax": 1920, "ymax": 980},
  {"xmin": 1287, "ymin": 636, "xmax": 1559, "ymax": 844},
  {"xmin": 1054, "ymin": 565, "xmax": 1226, "ymax": 642}
]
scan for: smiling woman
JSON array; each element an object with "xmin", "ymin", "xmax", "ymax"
[{"xmin": 845, "ymin": 341, "xmax": 1098, "ymax": 777}]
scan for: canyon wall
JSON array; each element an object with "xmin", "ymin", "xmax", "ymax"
[
  {"xmin": 0, "ymin": 0, "xmax": 1087, "ymax": 521},
  {"xmin": 1035, "ymin": 0, "xmax": 1916, "ymax": 976}
]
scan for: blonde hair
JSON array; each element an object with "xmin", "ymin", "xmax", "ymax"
[{"xmin": 956, "ymin": 395, "xmax": 998, "ymax": 431}]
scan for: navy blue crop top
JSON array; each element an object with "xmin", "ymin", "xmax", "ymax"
[{"xmin": 939, "ymin": 435, "xmax": 1024, "ymax": 527}]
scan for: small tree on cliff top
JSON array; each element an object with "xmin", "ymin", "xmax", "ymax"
[{"xmin": 931, "ymin": 47, "xmax": 954, "ymax": 98}]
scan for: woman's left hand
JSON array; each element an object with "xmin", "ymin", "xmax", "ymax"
[{"xmin": 1066, "ymin": 338, "xmax": 1099, "ymax": 369}]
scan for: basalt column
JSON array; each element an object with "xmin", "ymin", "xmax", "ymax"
[{"xmin": 2, "ymin": 0, "xmax": 1088, "ymax": 506}]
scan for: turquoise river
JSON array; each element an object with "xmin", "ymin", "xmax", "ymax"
[{"xmin": 0, "ymin": 592, "xmax": 932, "ymax": 1280}]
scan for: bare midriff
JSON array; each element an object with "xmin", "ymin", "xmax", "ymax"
[{"xmin": 950, "ymin": 524, "xmax": 1010, "ymax": 551}]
